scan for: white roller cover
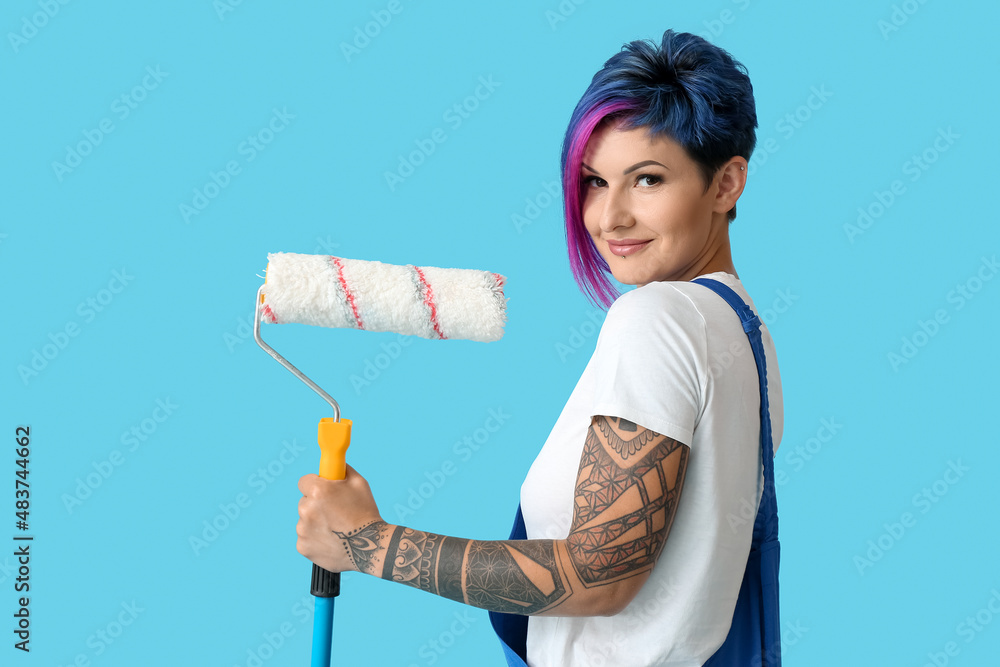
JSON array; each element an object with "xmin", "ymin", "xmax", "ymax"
[{"xmin": 260, "ymin": 253, "xmax": 507, "ymax": 343}]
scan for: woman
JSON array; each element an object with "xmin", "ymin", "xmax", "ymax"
[{"xmin": 296, "ymin": 29, "xmax": 783, "ymax": 666}]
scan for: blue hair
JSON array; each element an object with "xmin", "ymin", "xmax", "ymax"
[{"xmin": 560, "ymin": 30, "xmax": 758, "ymax": 308}]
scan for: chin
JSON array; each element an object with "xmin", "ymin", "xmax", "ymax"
[{"xmin": 610, "ymin": 271, "xmax": 645, "ymax": 287}]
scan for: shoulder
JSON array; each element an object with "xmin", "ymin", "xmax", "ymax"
[
  {"xmin": 608, "ymin": 281, "xmax": 701, "ymax": 313},
  {"xmin": 599, "ymin": 282, "xmax": 708, "ymax": 342}
]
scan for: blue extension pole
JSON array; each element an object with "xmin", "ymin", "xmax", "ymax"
[{"xmin": 311, "ymin": 596, "xmax": 335, "ymax": 666}]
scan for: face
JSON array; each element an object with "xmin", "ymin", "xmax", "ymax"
[{"xmin": 580, "ymin": 122, "xmax": 739, "ymax": 286}]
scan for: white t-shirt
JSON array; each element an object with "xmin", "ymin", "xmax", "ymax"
[{"xmin": 520, "ymin": 273, "xmax": 783, "ymax": 667}]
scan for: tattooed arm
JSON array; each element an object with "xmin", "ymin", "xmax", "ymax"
[
  {"xmin": 337, "ymin": 521, "xmax": 572, "ymax": 615},
  {"xmin": 296, "ymin": 415, "xmax": 688, "ymax": 617}
]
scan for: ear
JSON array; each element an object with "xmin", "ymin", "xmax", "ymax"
[{"xmin": 712, "ymin": 157, "xmax": 748, "ymax": 215}]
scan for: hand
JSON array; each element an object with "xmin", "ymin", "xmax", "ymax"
[{"xmin": 296, "ymin": 465, "xmax": 386, "ymax": 574}]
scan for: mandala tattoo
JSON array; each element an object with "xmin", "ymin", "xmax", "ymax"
[
  {"xmin": 567, "ymin": 416, "xmax": 688, "ymax": 586},
  {"xmin": 381, "ymin": 527, "xmax": 570, "ymax": 614},
  {"xmin": 596, "ymin": 416, "xmax": 659, "ymax": 460},
  {"xmin": 388, "ymin": 528, "xmax": 443, "ymax": 590},
  {"xmin": 333, "ymin": 520, "xmax": 388, "ymax": 575}
]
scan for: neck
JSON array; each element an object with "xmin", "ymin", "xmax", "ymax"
[{"xmin": 685, "ymin": 220, "xmax": 737, "ymax": 281}]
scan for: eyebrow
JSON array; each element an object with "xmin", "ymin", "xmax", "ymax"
[{"xmin": 581, "ymin": 160, "xmax": 669, "ymax": 176}]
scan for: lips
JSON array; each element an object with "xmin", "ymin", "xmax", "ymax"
[{"xmin": 607, "ymin": 239, "xmax": 652, "ymax": 256}]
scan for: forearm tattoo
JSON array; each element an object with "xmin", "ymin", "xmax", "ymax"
[
  {"xmin": 567, "ymin": 416, "xmax": 688, "ymax": 586},
  {"xmin": 333, "ymin": 519, "xmax": 389, "ymax": 575},
  {"xmin": 380, "ymin": 527, "xmax": 570, "ymax": 614}
]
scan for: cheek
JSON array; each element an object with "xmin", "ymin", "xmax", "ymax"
[{"xmin": 656, "ymin": 188, "xmax": 712, "ymax": 227}]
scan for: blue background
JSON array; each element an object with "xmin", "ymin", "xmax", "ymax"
[{"xmin": 4, "ymin": 1, "xmax": 999, "ymax": 665}]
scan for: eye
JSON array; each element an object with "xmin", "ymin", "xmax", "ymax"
[
  {"xmin": 582, "ymin": 175, "xmax": 606, "ymax": 188},
  {"xmin": 636, "ymin": 174, "xmax": 661, "ymax": 187}
]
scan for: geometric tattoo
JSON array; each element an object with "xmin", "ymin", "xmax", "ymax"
[
  {"xmin": 463, "ymin": 540, "xmax": 568, "ymax": 613},
  {"xmin": 381, "ymin": 527, "xmax": 570, "ymax": 614},
  {"xmin": 567, "ymin": 415, "xmax": 688, "ymax": 586},
  {"xmin": 333, "ymin": 519, "xmax": 389, "ymax": 575}
]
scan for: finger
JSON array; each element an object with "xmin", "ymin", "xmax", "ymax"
[
  {"xmin": 298, "ymin": 473, "xmax": 319, "ymax": 495},
  {"xmin": 343, "ymin": 464, "xmax": 371, "ymax": 490}
]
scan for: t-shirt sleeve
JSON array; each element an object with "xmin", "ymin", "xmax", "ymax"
[{"xmin": 590, "ymin": 284, "xmax": 707, "ymax": 447}]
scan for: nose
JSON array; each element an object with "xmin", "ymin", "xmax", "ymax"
[{"xmin": 598, "ymin": 187, "xmax": 634, "ymax": 234}]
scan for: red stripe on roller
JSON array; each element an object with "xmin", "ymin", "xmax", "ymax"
[
  {"xmin": 492, "ymin": 273, "xmax": 506, "ymax": 295},
  {"xmin": 413, "ymin": 266, "xmax": 446, "ymax": 340},
  {"xmin": 331, "ymin": 256, "xmax": 365, "ymax": 330},
  {"xmin": 261, "ymin": 304, "xmax": 278, "ymax": 323}
]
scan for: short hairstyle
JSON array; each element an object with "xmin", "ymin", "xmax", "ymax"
[{"xmin": 560, "ymin": 29, "xmax": 758, "ymax": 308}]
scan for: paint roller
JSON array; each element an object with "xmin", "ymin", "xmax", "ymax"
[{"xmin": 253, "ymin": 252, "xmax": 507, "ymax": 667}]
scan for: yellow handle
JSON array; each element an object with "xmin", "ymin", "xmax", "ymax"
[{"xmin": 318, "ymin": 418, "xmax": 351, "ymax": 481}]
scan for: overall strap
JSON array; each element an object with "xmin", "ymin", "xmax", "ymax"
[
  {"xmin": 694, "ymin": 277, "xmax": 781, "ymax": 667},
  {"xmin": 691, "ymin": 278, "xmax": 776, "ymax": 500}
]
